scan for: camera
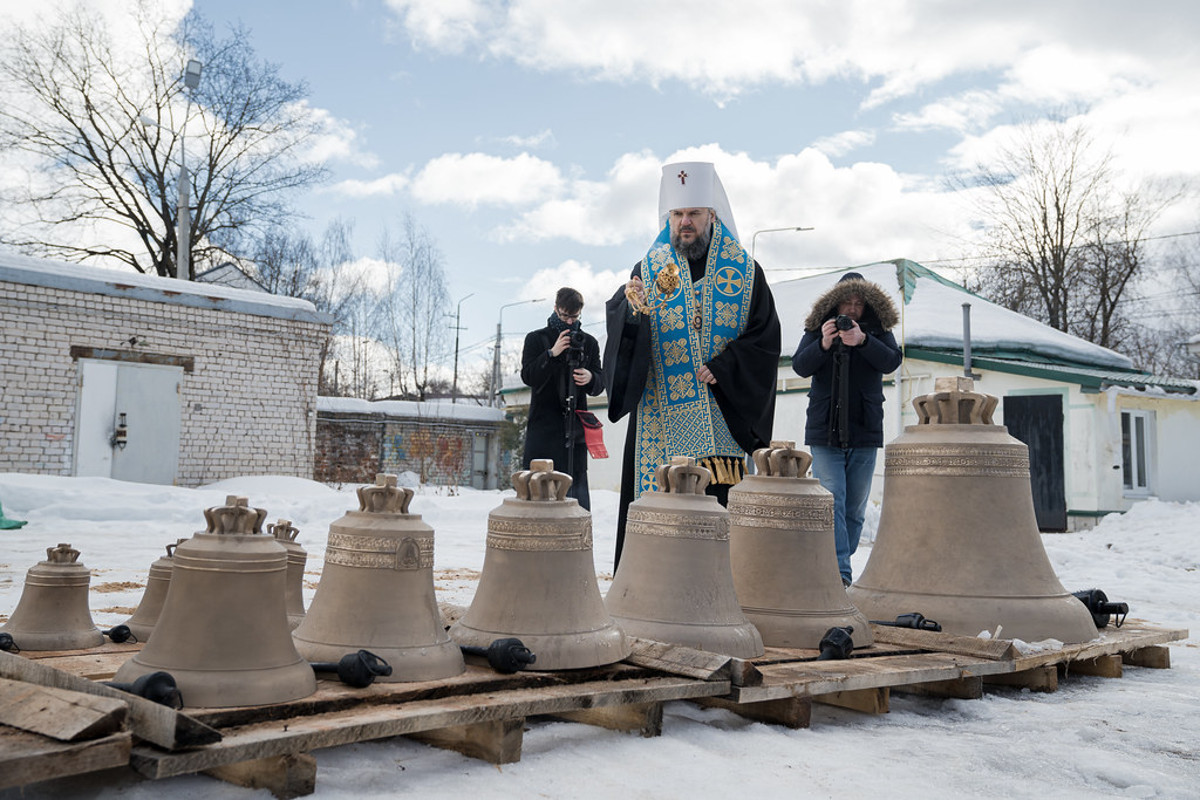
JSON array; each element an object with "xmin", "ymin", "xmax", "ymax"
[
  {"xmin": 835, "ymin": 314, "xmax": 855, "ymax": 331},
  {"xmin": 566, "ymin": 325, "xmax": 586, "ymax": 367}
]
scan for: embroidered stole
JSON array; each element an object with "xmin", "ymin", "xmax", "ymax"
[{"xmin": 632, "ymin": 218, "xmax": 754, "ymax": 498}]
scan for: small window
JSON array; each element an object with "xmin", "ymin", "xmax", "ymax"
[{"xmin": 1120, "ymin": 410, "xmax": 1154, "ymax": 495}]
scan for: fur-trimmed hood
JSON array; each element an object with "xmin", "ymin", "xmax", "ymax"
[{"xmin": 803, "ymin": 276, "xmax": 899, "ymax": 332}]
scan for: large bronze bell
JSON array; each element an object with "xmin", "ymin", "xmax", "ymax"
[
  {"xmin": 292, "ymin": 475, "xmax": 464, "ymax": 682},
  {"xmin": 450, "ymin": 460, "xmax": 629, "ymax": 670},
  {"xmin": 606, "ymin": 457, "xmax": 764, "ymax": 658},
  {"xmin": 123, "ymin": 539, "xmax": 185, "ymax": 642},
  {"xmin": 113, "ymin": 496, "xmax": 317, "ymax": 708},
  {"xmin": 847, "ymin": 377, "xmax": 1098, "ymax": 643},
  {"xmin": 269, "ymin": 519, "xmax": 308, "ymax": 630},
  {"xmin": 1, "ymin": 543, "xmax": 103, "ymax": 650},
  {"xmin": 729, "ymin": 442, "xmax": 873, "ymax": 649}
]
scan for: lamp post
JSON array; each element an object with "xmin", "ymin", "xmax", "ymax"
[
  {"xmin": 178, "ymin": 60, "xmax": 203, "ymax": 281},
  {"xmin": 450, "ymin": 293, "xmax": 474, "ymax": 404},
  {"xmin": 143, "ymin": 59, "xmax": 202, "ymax": 281},
  {"xmin": 491, "ymin": 298, "xmax": 545, "ymax": 408},
  {"xmin": 750, "ymin": 225, "xmax": 813, "ymax": 264}
]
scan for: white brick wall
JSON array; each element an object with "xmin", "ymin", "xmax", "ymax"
[{"xmin": 0, "ymin": 264, "xmax": 330, "ymax": 486}]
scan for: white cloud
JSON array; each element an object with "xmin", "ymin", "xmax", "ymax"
[
  {"xmin": 892, "ymin": 90, "xmax": 1005, "ymax": 135},
  {"xmin": 497, "ymin": 129, "xmax": 555, "ymax": 149},
  {"xmin": 410, "ymin": 152, "xmax": 566, "ymax": 207},
  {"xmin": 812, "ymin": 130, "xmax": 876, "ymax": 158},
  {"xmin": 330, "ymin": 173, "xmax": 410, "ymax": 198},
  {"xmin": 382, "ymin": 2, "xmax": 1200, "ymax": 118},
  {"xmin": 297, "ymin": 103, "xmax": 380, "ymax": 168}
]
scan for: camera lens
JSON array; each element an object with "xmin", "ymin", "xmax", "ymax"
[{"xmin": 836, "ymin": 314, "xmax": 854, "ymax": 331}]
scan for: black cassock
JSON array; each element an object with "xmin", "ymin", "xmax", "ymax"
[
  {"xmin": 520, "ymin": 324, "xmax": 603, "ymax": 510},
  {"xmin": 602, "ymin": 254, "xmax": 781, "ymax": 568}
]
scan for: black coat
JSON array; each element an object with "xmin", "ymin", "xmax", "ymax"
[
  {"xmin": 791, "ymin": 278, "xmax": 902, "ymax": 449},
  {"xmin": 520, "ymin": 324, "xmax": 604, "ymax": 489}
]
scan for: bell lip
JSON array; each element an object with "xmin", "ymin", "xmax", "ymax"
[{"xmin": 449, "ymin": 621, "xmax": 631, "ymax": 671}]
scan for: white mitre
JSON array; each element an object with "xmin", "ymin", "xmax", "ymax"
[{"xmin": 656, "ymin": 161, "xmax": 739, "ymax": 241}]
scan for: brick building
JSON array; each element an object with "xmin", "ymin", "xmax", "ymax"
[
  {"xmin": 0, "ymin": 253, "xmax": 331, "ymax": 486},
  {"xmin": 316, "ymin": 397, "xmax": 507, "ymax": 489}
]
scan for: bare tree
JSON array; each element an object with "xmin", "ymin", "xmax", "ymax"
[
  {"xmin": 956, "ymin": 118, "xmax": 1183, "ymax": 358},
  {"xmin": 0, "ymin": 2, "xmax": 326, "ymax": 276},
  {"xmin": 376, "ymin": 214, "xmax": 451, "ymax": 400}
]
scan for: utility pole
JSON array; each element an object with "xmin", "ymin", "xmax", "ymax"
[{"xmin": 450, "ymin": 293, "xmax": 474, "ymax": 403}]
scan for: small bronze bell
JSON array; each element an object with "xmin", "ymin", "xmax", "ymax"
[
  {"xmin": 292, "ymin": 475, "xmax": 464, "ymax": 682},
  {"xmin": 1, "ymin": 543, "xmax": 103, "ymax": 651},
  {"xmin": 123, "ymin": 539, "xmax": 185, "ymax": 643},
  {"xmin": 606, "ymin": 457, "xmax": 764, "ymax": 658},
  {"xmin": 848, "ymin": 377, "xmax": 1098, "ymax": 643},
  {"xmin": 450, "ymin": 460, "xmax": 629, "ymax": 671},
  {"xmin": 269, "ymin": 519, "xmax": 308, "ymax": 630},
  {"xmin": 112, "ymin": 496, "xmax": 316, "ymax": 708},
  {"xmin": 729, "ymin": 442, "xmax": 873, "ymax": 649}
]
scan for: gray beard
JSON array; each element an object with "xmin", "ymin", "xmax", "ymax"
[{"xmin": 672, "ymin": 225, "xmax": 711, "ymax": 261}]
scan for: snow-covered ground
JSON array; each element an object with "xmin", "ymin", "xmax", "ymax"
[{"xmin": 0, "ymin": 473, "xmax": 1196, "ymax": 799}]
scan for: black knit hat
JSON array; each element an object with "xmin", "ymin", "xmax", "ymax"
[{"xmin": 839, "ymin": 271, "xmax": 864, "ymax": 282}]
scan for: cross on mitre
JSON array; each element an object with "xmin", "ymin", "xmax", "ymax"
[{"xmin": 678, "ymin": 170, "xmax": 687, "ymax": 185}]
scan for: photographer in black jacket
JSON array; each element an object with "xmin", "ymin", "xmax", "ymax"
[
  {"xmin": 520, "ymin": 287, "xmax": 604, "ymax": 509},
  {"xmin": 792, "ymin": 272, "xmax": 902, "ymax": 586}
]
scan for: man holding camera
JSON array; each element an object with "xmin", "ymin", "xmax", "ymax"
[
  {"xmin": 792, "ymin": 271, "xmax": 902, "ymax": 586},
  {"xmin": 520, "ymin": 287, "xmax": 604, "ymax": 510}
]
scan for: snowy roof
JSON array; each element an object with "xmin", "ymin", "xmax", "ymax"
[
  {"xmin": 0, "ymin": 251, "xmax": 331, "ymax": 325},
  {"xmin": 771, "ymin": 259, "xmax": 1135, "ymax": 371},
  {"xmin": 318, "ymin": 395, "xmax": 506, "ymax": 423}
]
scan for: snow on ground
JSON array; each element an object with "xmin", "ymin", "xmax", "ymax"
[{"xmin": 0, "ymin": 473, "xmax": 1197, "ymax": 799}]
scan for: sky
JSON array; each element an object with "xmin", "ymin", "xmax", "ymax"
[
  {"xmin": 1, "ymin": 472, "xmax": 1197, "ymax": 798},
  {"xmin": 3, "ymin": 1, "xmax": 1199, "ymax": 380}
]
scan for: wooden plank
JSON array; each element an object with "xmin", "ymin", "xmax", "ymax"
[
  {"xmin": 0, "ymin": 727, "xmax": 132, "ymax": 790},
  {"xmin": 408, "ymin": 717, "xmax": 525, "ymax": 764},
  {"xmin": 895, "ymin": 675, "xmax": 984, "ymax": 700},
  {"xmin": 868, "ymin": 625, "xmax": 1017, "ymax": 660},
  {"xmin": 815, "ymin": 687, "xmax": 889, "ymax": 715},
  {"xmin": 984, "ymin": 665, "xmax": 1058, "ymax": 693},
  {"xmin": 0, "ymin": 650, "xmax": 220, "ymax": 750},
  {"xmin": 1007, "ymin": 623, "xmax": 1188, "ymax": 671},
  {"xmin": 623, "ymin": 638, "xmax": 733, "ymax": 682},
  {"xmin": 1123, "ymin": 646, "xmax": 1171, "ymax": 669},
  {"xmin": 185, "ymin": 662, "xmax": 663, "ymax": 730},
  {"xmin": 729, "ymin": 652, "xmax": 1006, "ymax": 703},
  {"xmin": 0, "ymin": 677, "xmax": 127, "ymax": 742},
  {"xmin": 552, "ymin": 701, "xmax": 664, "ymax": 737},
  {"xmin": 693, "ymin": 695, "xmax": 812, "ymax": 729},
  {"xmin": 1064, "ymin": 654, "xmax": 1123, "ymax": 678},
  {"xmin": 205, "ymin": 752, "xmax": 317, "ymax": 799},
  {"xmin": 29, "ymin": 651, "xmax": 133, "ymax": 681},
  {"xmin": 130, "ymin": 675, "xmax": 729, "ymax": 779}
]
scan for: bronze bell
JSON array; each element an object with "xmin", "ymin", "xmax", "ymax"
[
  {"xmin": 292, "ymin": 475, "xmax": 464, "ymax": 682},
  {"xmin": 847, "ymin": 377, "xmax": 1098, "ymax": 643},
  {"xmin": 729, "ymin": 441, "xmax": 873, "ymax": 649},
  {"xmin": 269, "ymin": 519, "xmax": 308, "ymax": 630},
  {"xmin": 123, "ymin": 539, "xmax": 186, "ymax": 642},
  {"xmin": 112, "ymin": 496, "xmax": 316, "ymax": 708},
  {"xmin": 606, "ymin": 457, "xmax": 764, "ymax": 658},
  {"xmin": 450, "ymin": 460, "xmax": 630, "ymax": 670},
  {"xmin": 1, "ymin": 543, "xmax": 104, "ymax": 650}
]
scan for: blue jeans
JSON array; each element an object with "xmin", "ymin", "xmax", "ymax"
[{"xmin": 810, "ymin": 445, "xmax": 878, "ymax": 583}]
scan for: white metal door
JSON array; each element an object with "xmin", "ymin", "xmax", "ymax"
[{"xmin": 75, "ymin": 360, "xmax": 182, "ymax": 484}]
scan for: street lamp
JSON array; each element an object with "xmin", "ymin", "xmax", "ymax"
[
  {"xmin": 750, "ymin": 225, "xmax": 813, "ymax": 264},
  {"xmin": 142, "ymin": 59, "xmax": 203, "ymax": 281},
  {"xmin": 177, "ymin": 59, "xmax": 203, "ymax": 282},
  {"xmin": 491, "ymin": 298, "xmax": 545, "ymax": 407},
  {"xmin": 449, "ymin": 293, "xmax": 474, "ymax": 404}
]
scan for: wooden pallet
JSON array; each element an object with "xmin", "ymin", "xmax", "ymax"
[
  {"xmin": 0, "ymin": 621, "xmax": 1188, "ymax": 797},
  {"xmin": 682, "ymin": 619, "xmax": 1189, "ymax": 729}
]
